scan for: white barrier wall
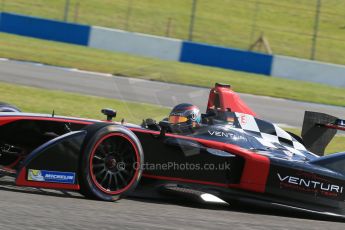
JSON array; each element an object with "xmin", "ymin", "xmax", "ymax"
[
  {"xmin": 272, "ymin": 55, "xmax": 345, "ymax": 87},
  {"xmin": 88, "ymin": 26, "xmax": 182, "ymax": 61}
]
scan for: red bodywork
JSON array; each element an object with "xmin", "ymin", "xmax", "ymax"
[
  {"xmin": 2, "ymin": 84, "xmax": 270, "ymax": 194},
  {"xmin": 324, "ymin": 124, "xmax": 345, "ymax": 132},
  {"xmin": 207, "ymin": 84, "xmax": 256, "ymax": 116}
]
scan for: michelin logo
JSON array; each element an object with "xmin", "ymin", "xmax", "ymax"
[
  {"xmin": 28, "ymin": 169, "xmax": 45, "ymax": 181},
  {"xmin": 28, "ymin": 169, "xmax": 75, "ymax": 184}
]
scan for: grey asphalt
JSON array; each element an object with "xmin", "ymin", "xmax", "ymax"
[
  {"xmin": 1, "ymin": 59, "xmax": 345, "ymax": 229},
  {"xmin": 1, "ymin": 59, "xmax": 345, "ymax": 127},
  {"xmin": 0, "ymin": 177, "xmax": 344, "ymax": 230}
]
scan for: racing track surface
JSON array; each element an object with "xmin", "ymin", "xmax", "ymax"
[
  {"xmin": 0, "ymin": 176, "xmax": 344, "ymax": 230},
  {"xmin": 1, "ymin": 59, "xmax": 345, "ymax": 127},
  {"xmin": 1, "ymin": 59, "xmax": 345, "ymax": 229}
]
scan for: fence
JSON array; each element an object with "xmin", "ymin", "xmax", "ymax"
[
  {"xmin": 1, "ymin": 0, "xmax": 345, "ymax": 65},
  {"xmin": 2, "ymin": 12, "xmax": 345, "ymax": 87}
]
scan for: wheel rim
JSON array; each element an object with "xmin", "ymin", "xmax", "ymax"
[{"xmin": 89, "ymin": 133, "xmax": 140, "ymax": 195}]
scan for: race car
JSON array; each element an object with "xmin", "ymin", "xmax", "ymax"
[{"xmin": 0, "ymin": 83, "xmax": 345, "ymax": 218}]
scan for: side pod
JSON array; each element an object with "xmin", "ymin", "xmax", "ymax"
[
  {"xmin": 310, "ymin": 152, "xmax": 345, "ymax": 176},
  {"xmin": 16, "ymin": 130, "xmax": 87, "ymax": 190}
]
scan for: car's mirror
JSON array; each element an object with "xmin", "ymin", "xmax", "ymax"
[{"xmin": 101, "ymin": 108, "xmax": 117, "ymax": 121}]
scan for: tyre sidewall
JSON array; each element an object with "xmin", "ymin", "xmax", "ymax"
[{"xmin": 79, "ymin": 124, "xmax": 143, "ymax": 201}]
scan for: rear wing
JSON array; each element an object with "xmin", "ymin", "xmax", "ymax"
[
  {"xmin": 323, "ymin": 119, "xmax": 345, "ymax": 132},
  {"xmin": 301, "ymin": 111, "xmax": 345, "ymax": 156}
]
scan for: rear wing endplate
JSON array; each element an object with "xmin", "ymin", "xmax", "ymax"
[{"xmin": 302, "ymin": 111, "xmax": 344, "ymax": 156}]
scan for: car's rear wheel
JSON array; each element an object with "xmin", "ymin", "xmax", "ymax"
[
  {"xmin": 0, "ymin": 102, "xmax": 21, "ymax": 112},
  {"xmin": 79, "ymin": 124, "xmax": 143, "ymax": 201}
]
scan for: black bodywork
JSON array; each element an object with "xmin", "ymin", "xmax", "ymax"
[{"xmin": 0, "ymin": 83, "xmax": 345, "ymax": 219}]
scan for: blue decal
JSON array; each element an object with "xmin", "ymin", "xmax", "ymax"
[{"xmin": 28, "ymin": 169, "xmax": 75, "ymax": 184}]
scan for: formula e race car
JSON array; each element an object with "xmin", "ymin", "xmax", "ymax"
[{"xmin": 1, "ymin": 83, "xmax": 345, "ymax": 218}]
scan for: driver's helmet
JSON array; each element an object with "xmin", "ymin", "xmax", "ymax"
[{"xmin": 168, "ymin": 103, "xmax": 201, "ymax": 133}]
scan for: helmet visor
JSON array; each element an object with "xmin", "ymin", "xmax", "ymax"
[{"xmin": 168, "ymin": 115, "xmax": 188, "ymax": 124}]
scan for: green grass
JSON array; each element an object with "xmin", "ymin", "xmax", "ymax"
[
  {"xmin": 2, "ymin": 0, "xmax": 345, "ymax": 65},
  {"xmin": 326, "ymin": 135, "xmax": 345, "ymax": 154},
  {"xmin": 1, "ymin": 32, "xmax": 345, "ymax": 107},
  {"xmin": 0, "ymin": 82, "xmax": 169, "ymax": 124}
]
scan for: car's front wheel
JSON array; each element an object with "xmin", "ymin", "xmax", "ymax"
[{"xmin": 79, "ymin": 124, "xmax": 143, "ymax": 201}]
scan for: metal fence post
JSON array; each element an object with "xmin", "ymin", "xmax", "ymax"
[
  {"xmin": 250, "ymin": 0, "xmax": 260, "ymax": 44},
  {"xmin": 188, "ymin": 0, "xmax": 198, "ymax": 41},
  {"xmin": 165, "ymin": 17, "xmax": 172, "ymax": 37},
  {"xmin": 73, "ymin": 1, "xmax": 80, "ymax": 23},
  {"xmin": 125, "ymin": 0, "xmax": 133, "ymax": 31},
  {"xmin": 63, "ymin": 0, "xmax": 70, "ymax": 22},
  {"xmin": 311, "ymin": 0, "xmax": 321, "ymax": 60}
]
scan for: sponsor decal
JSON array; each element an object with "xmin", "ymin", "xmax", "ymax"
[
  {"xmin": 190, "ymin": 110, "xmax": 198, "ymax": 121},
  {"xmin": 170, "ymin": 112, "xmax": 184, "ymax": 117},
  {"xmin": 28, "ymin": 169, "xmax": 75, "ymax": 184},
  {"xmin": 240, "ymin": 115, "xmax": 247, "ymax": 125},
  {"xmin": 208, "ymin": 130, "xmax": 245, "ymax": 140},
  {"xmin": 28, "ymin": 169, "xmax": 44, "ymax": 181},
  {"xmin": 208, "ymin": 130, "xmax": 235, "ymax": 138},
  {"xmin": 277, "ymin": 172, "xmax": 344, "ymax": 197}
]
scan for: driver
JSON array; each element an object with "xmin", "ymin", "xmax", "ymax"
[{"xmin": 168, "ymin": 103, "xmax": 201, "ymax": 133}]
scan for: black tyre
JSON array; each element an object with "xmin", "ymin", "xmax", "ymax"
[
  {"xmin": 79, "ymin": 124, "xmax": 143, "ymax": 201},
  {"xmin": 0, "ymin": 102, "xmax": 21, "ymax": 112}
]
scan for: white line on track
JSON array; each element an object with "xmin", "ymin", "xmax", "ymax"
[{"xmin": 69, "ymin": 68, "xmax": 113, "ymax": 77}]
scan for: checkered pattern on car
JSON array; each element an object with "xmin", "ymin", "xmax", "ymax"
[{"xmin": 233, "ymin": 113, "xmax": 307, "ymax": 156}]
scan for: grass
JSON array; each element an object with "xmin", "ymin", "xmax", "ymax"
[
  {"xmin": 326, "ymin": 135, "xmax": 345, "ymax": 154},
  {"xmin": 0, "ymin": 82, "xmax": 169, "ymax": 124},
  {"xmin": 1, "ymin": 32, "xmax": 345, "ymax": 107},
  {"xmin": 0, "ymin": 81, "xmax": 343, "ymax": 154},
  {"xmin": 1, "ymin": 0, "xmax": 345, "ymax": 65}
]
